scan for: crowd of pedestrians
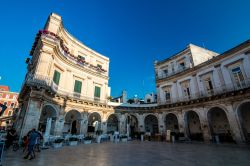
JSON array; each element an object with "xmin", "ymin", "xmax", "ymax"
[{"xmin": 3, "ymin": 127, "xmax": 43, "ymax": 161}]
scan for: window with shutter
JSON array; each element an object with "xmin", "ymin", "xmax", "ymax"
[
  {"xmin": 94, "ymin": 86, "xmax": 101, "ymax": 98},
  {"xmin": 53, "ymin": 70, "xmax": 61, "ymax": 85},
  {"xmin": 74, "ymin": 80, "xmax": 82, "ymax": 93}
]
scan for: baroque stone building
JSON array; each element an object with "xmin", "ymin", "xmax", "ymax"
[
  {"xmin": 115, "ymin": 40, "xmax": 250, "ymax": 144},
  {"xmin": 16, "ymin": 13, "xmax": 116, "ymax": 138},
  {"xmin": 17, "ymin": 13, "xmax": 250, "ymax": 144}
]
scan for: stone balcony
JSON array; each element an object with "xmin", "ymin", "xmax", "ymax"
[
  {"xmin": 23, "ymin": 74, "xmax": 107, "ymax": 104},
  {"xmin": 159, "ymin": 78, "xmax": 250, "ymax": 105}
]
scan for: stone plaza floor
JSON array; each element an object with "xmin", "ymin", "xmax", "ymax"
[{"xmin": 3, "ymin": 141, "xmax": 250, "ymax": 166}]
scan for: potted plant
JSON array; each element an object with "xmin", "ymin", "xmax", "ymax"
[
  {"xmin": 120, "ymin": 135, "xmax": 128, "ymax": 143},
  {"xmin": 84, "ymin": 136, "xmax": 92, "ymax": 144},
  {"xmin": 68, "ymin": 137, "xmax": 78, "ymax": 146},
  {"xmin": 53, "ymin": 138, "xmax": 64, "ymax": 148}
]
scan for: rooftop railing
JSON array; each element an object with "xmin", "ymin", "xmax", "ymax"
[
  {"xmin": 159, "ymin": 78, "xmax": 250, "ymax": 105},
  {"xmin": 24, "ymin": 74, "xmax": 107, "ymax": 104}
]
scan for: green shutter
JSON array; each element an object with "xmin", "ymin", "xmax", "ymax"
[
  {"xmin": 53, "ymin": 70, "xmax": 60, "ymax": 85},
  {"xmin": 94, "ymin": 86, "xmax": 101, "ymax": 98},
  {"xmin": 74, "ymin": 80, "xmax": 82, "ymax": 93}
]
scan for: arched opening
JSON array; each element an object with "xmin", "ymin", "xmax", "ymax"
[
  {"xmin": 64, "ymin": 110, "xmax": 82, "ymax": 135},
  {"xmin": 208, "ymin": 107, "xmax": 233, "ymax": 143},
  {"xmin": 88, "ymin": 112, "xmax": 101, "ymax": 133},
  {"xmin": 144, "ymin": 114, "xmax": 159, "ymax": 134},
  {"xmin": 238, "ymin": 102, "xmax": 250, "ymax": 142},
  {"xmin": 185, "ymin": 111, "xmax": 203, "ymax": 141},
  {"xmin": 38, "ymin": 105, "xmax": 57, "ymax": 135},
  {"xmin": 107, "ymin": 114, "xmax": 119, "ymax": 133},
  {"xmin": 165, "ymin": 113, "xmax": 179, "ymax": 132},
  {"xmin": 126, "ymin": 115, "xmax": 139, "ymax": 139}
]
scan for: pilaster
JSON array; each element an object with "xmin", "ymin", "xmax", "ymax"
[{"xmin": 226, "ymin": 104, "xmax": 244, "ymax": 144}]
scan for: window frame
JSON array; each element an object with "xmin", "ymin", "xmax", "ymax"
[
  {"xmin": 74, "ymin": 80, "xmax": 82, "ymax": 93},
  {"xmin": 94, "ymin": 86, "xmax": 101, "ymax": 99},
  {"xmin": 53, "ymin": 70, "xmax": 61, "ymax": 85}
]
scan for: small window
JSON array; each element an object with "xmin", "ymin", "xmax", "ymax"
[
  {"xmin": 74, "ymin": 80, "xmax": 82, "ymax": 93},
  {"xmin": 165, "ymin": 91, "xmax": 171, "ymax": 101},
  {"xmin": 203, "ymin": 77, "xmax": 213, "ymax": 92},
  {"xmin": 179, "ymin": 62, "xmax": 185, "ymax": 69},
  {"xmin": 53, "ymin": 70, "xmax": 61, "ymax": 85},
  {"xmin": 10, "ymin": 103, "xmax": 15, "ymax": 108},
  {"xmin": 77, "ymin": 55, "xmax": 85, "ymax": 63},
  {"xmin": 183, "ymin": 87, "xmax": 190, "ymax": 97},
  {"xmin": 231, "ymin": 66, "xmax": 245, "ymax": 88},
  {"xmin": 94, "ymin": 86, "xmax": 101, "ymax": 98},
  {"xmin": 5, "ymin": 94, "xmax": 9, "ymax": 99},
  {"xmin": 97, "ymin": 64, "xmax": 102, "ymax": 69},
  {"xmin": 163, "ymin": 69, "xmax": 168, "ymax": 75}
]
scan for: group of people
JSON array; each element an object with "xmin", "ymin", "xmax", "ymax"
[
  {"xmin": 23, "ymin": 128, "xmax": 43, "ymax": 160},
  {"xmin": 4, "ymin": 127, "xmax": 43, "ymax": 160}
]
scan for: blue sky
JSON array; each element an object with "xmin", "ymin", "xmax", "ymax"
[{"xmin": 0, "ymin": 0, "xmax": 250, "ymax": 98}]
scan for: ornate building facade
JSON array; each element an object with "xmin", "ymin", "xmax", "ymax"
[
  {"xmin": 16, "ymin": 13, "xmax": 116, "ymax": 138},
  {"xmin": 115, "ymin": 40, "xmax": 250, "ymax": 144},
  {"xmin": 17, "ymin": 13, "xmax": 250, "ymax": 144}
]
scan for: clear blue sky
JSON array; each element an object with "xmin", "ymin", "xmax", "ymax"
[{"xmin": 0, "ymin": 0, "xmax": 250, "ymax": 98}]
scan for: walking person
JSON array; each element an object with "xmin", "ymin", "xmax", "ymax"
[
  {"xmin": 35, "ymin": 130, "xmax": 43, "ymax": 152},
  {"xmin": 23, "ymin": 129, "xmax": 39, "ymax": 160},
  {"xmin": 22, "ymin": 135, "xmax": 29, "ymax": 153},
  {"xmin": 6, "ymin": 127, "xmax": 17, "ymax": 149}
]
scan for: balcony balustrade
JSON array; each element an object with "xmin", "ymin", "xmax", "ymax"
[
  {"xmin": 159, "ymin": 78, "xmax": 250, "ymax": 105},
  {"xmin": 24, "ymin": 74, "xmax": 106, "ymax": 104}
]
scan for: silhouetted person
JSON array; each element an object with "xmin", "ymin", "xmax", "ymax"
[
  {"xmin": 24, "ymin": 129, "xmax": 40, "ymax": 160},
  {"xmin": 6, "ymin": 128, "xmax": 17, "ymax": 149}
]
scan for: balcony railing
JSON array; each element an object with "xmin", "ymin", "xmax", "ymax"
[
  {"xmin": 159, "ymin": 78, "xmax": 250, "ymax": 105},
  {"xmin": 24, "ymin": 74, "xmax": 107, "ymax": 104},
  {"xmin": 156, "ymin": 66, "xmax": 190, "ymax": 80}
]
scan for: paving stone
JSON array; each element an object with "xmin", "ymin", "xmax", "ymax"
[{"xmin": 4, "ymin": 141, "xmax": 250, "ymax": 166}]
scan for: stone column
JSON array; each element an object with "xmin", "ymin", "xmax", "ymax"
[
  {"xmin": 177, "ymin": 111, "xmax": 188, "ymax": 138},
  {"xmin": 226, "ymin": 104, "xmax": 244, "ymax": 144},
  {"xmin": 138, "ymin": 114, "xmax": 145, "ymax": 132},
  {"xmin": 199, "ymin": 107, "xmax": 211, "ymax": 143},
  {"xmin": 80, "ymin": 113, "xmax": 88, "ymax": 135},
  {"xmin": 173, "ymin": 81, "xmax": 179, "ymax": 102},
  {"xmin": 20, "ymin": 99, "xmax": 43, "ymax": 138},
  {"xmin": 156, "ymin": 86, "xmax": 160, "ymax": 104},
  {"xmin": 54, "ymin": 115, "xmax": 65, "ymax": 136},
  {"xmin": 119, "ymin": 114, "xmax": 126, "ymax": 134},
  {"xmin": 191, "ymin": 74, "xmax": 199, "ymax": 98},
  {"xmin": 158, "ymin": 113, "xmax": 165, "ymax": 134},
  {"xmin": 102, "ymin": 121, "xmax": 108, "ymax": 134}
]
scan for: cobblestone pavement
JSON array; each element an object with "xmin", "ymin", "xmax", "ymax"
[{"xmin": 4, "ymin": 141, "xmax": 250, "ymax": 166}]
